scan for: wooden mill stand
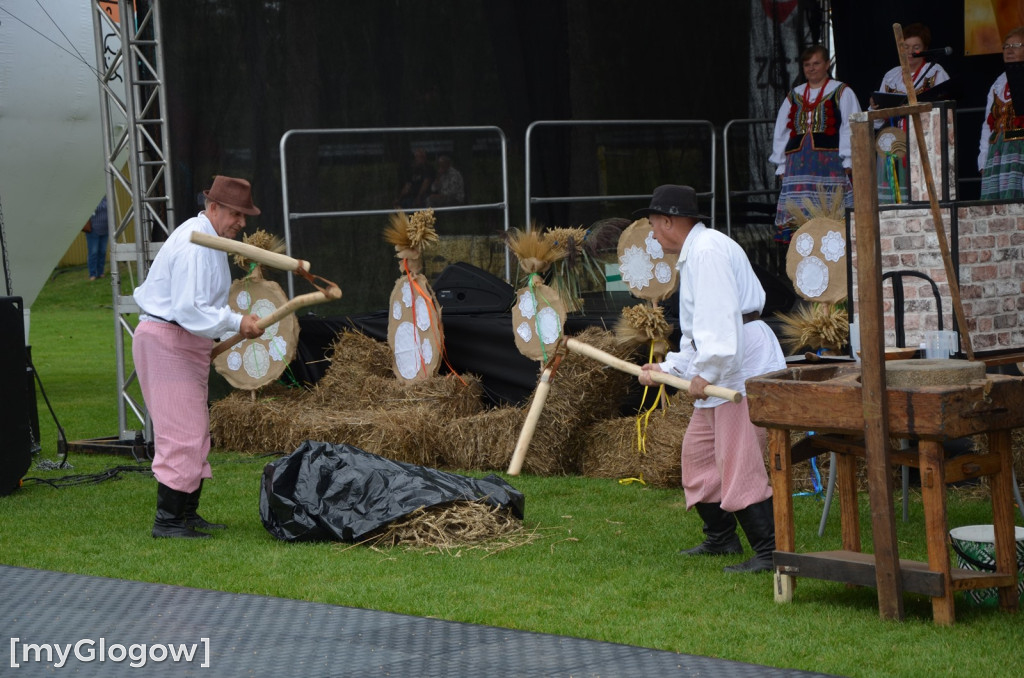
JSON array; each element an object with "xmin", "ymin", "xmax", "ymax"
[
  {"xmin": 746, "ymin": 50, "xmax": 1022, "ymax": 622},
  {"xmin": 746, "ymin": 364, "xmax": 1023, "ymax": 624}
]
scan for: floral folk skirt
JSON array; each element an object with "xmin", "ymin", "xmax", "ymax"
[
  {"xmin": 981, "ymin": 134, "xmax": 1024, "ymax": 200},
  {"xmin": 774, "ymin": 134, "xmax": 853, "ymax": 244}
]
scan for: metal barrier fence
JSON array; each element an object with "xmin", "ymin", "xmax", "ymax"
[
  {"xmin": 279, "ymin": 125, "xmax": 511, "ymax": 295},
  {"xmin": 525, "ymin": 119, "xmax": 717, "ymax": 230}
]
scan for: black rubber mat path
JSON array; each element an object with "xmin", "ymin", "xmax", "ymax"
[{"xmin": 1, "ymin": 565, "xmax": 840, "ymax": 677}]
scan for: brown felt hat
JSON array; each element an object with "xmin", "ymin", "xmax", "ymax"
[
  {"xmin": 203, "ymin": 175, "xmax": 260, "ymax": 216},
  {"xmin": 632, "ymin": 184, "xmax": 709, "ymax": 221}
]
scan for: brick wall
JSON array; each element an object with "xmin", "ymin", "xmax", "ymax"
[{"xmin": 850, "ymin": 202, "xmax": 1024, "ymax": 354}]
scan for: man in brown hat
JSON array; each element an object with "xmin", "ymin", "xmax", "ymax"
[
  {"xmin": 635, "ymin": 185, "xmax": 785, "ymax": 573},
  {"xmin": 133, "ymin": 175, "xmax": 264, "ymax": 538}
]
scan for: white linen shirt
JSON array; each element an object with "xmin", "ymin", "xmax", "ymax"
[
  {"xmin": 133, "ymin": 212, "xmax": 242, "ymax": 339},
  {"xmin": 874, "ymin": 62, "xmax": 950, "ymax": 129},
  {"xmin": 769, "ymin": 79, "xmax": 861, "ymax": 175},
  {"xmin": 659, "ymin": 223, "xmax": 784, "ymax": 408}
]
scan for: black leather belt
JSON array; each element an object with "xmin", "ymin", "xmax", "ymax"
[{"xmin": 145, "ymin": 312, "xmax": 180, "ymax": 327}]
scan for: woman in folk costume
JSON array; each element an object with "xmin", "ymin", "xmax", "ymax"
[
  {"xmin": 979, "ymin": 27, "xmax": 1024, "ymax": 200},
  {"xmin": 870, "ymin": 23, "xmax": 950, "ymax": 204},
  {"xmin": 770, "ymin": 44, "xmax": 861, "ymax": 245}
]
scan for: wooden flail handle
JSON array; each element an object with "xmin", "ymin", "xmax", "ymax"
[
  {"xmin": 190, "ymin": 232, "xmax": 311, "ymax": 273},
  {"xmin": 211, "ymin": 286, "xmax": 342, "ymax": 360},
  {"xmin": 506, "ymin": 366, "xmax": 554, "ymax": 476},
  {"xmin": 563, "ymin": 337, "xmax": 743, "ymax": 403}
]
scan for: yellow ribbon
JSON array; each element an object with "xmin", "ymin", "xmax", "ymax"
[{"xmin": 633, "ymin": 340, "xmax": 665, "ymax": 454}]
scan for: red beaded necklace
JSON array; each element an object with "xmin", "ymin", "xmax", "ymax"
[{"xmin": 803, "ymin": 77, "xmax": 830, "ymax": 124}]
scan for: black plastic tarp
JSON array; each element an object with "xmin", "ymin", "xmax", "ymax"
[{"xmin": 259, "ymin": 440, "xmax": 525, "ymax": 542}]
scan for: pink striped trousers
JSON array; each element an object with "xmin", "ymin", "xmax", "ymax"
[
  {"xmin": 133, "ymin": 321, "xmax": 214, "ymax": 493},
  {"xmin": 681, "ymin": 398, "xmax": 773, "ymax": 513}
]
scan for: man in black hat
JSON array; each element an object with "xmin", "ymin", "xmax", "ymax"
[
  {"xmin": 636, "ymin": 185, "xmax": 785, "ymax": 573},
  {"xmin": 133, "ymin": 176, "xmax": 264, "ymax": 539}
]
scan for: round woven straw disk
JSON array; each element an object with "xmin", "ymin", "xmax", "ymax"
[
  {"xmin": 876, "ymin": 125, "xmax": 907, "ymax": 157},
  {"xmin": 387, "ymin": 272, "xmax": 444, "ymax": 382},
  {"xmin": 616, "ymin": 218, "xmax": 678, "ymax": 302},
  {"xmin": 786, "ymin": 217, "xmax": 848, "ymax": 303},
  {"xmin": 214, "ymin": 278, "xmax": 298, "ymax": 390},
  {"xmin": 512, "ymin": 281, "xmax": 566, "ymax": 361}
]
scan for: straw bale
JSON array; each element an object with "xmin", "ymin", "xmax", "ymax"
[
  {"xmin": 210, "ymin": 386, "xmax": 312, "ymax": 454},
  {"xmin": 579, "ymin": 394, "xmax": 692, "ymax": 488},
  {"xmin": 441, "ymin": 406, "xmax": 526, "ymax": 472},
  {"xmin": 239, "ymin": 403, "xmax": 441, "ymax": 467},
  {"xmin": 351, "ymin": 373, "xmax": 484, "ymax": 418},
  {"xmin": 310, "ymin": 330, "xmax": 393, "ymax": 405}
]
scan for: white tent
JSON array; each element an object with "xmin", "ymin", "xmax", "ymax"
[{"xmin": 0, "ymin": 1, "xmax": 105, "ymax": 336}]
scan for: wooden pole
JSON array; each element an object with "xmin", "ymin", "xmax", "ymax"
[
  {"xmin": 892, "ymin": 23, "xmax": 974, "ymax": 359},
  {"xmin": 211, "ymin": 286, "xmax": 341, "ymax": 360},
  {"xmin": 507, "ymin": 366, "xmax": 554, "ymax": 476},
  {"xmin": 850, "ymin": 108, "xmax": 904, "ymax": 620},
  {"xmin": 190, "ymin": 232, "xmax": 312, "ymax": 274},
  {"xmin": 563, "ymin": 337, "xmax": 743, "ymax": 403}
]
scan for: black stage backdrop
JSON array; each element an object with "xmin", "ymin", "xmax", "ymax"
[
  {"xmin": 161, "ymin": 1, "xmax": 761, "ymax": 318},
  {"xmin": 160, "ymin": 2, "xmax": 1001, "ymax": 400}
]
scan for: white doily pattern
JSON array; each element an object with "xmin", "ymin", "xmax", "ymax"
[
  {"xmin": 795, "ymin": 232, "xmax": 814, "ymax": 257},
  {"xmin": 536, "ymin": 306, "xmax": 562, "ymax": 345},
  {"xmin": 645, "ymin": 232, "xmax": 665, "ymax": 258},
  {"xmin": 619, "ymin": 244, "xmax": 654, "ymax": 290},
  {"xmin": 654, "ymin": 261, "xmax": 672, "ymax": 284},
  {"xmin": 518, "ymin": 289, "xmax": 538, "ymax": 318},
  {"xmin": 820, "ymin": 230, "xmax": 845, "ymax": 263},
  {"xmin": 795, "ymin": 256, "xmax": 829, "ymax": 298}
]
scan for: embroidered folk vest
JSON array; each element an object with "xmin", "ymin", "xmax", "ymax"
[
  {"xmin": 785, "ymin": 83, "xmax": 848, "ymax": 154},
  {"xmin": 987, "ymin": 93, "xmax": 1024, "ymax": 143}
]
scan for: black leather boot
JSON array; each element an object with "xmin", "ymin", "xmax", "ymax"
[
  {"xmin": 723, "ymin": 497, "xmax": 775, "ymax": 573},
  {"xmin": 678, "ymin": 502, "xmax": 743, "ymax": 556},
  {"xmin": 152, "ymin": 483, "xmax": 211, "ymax": 538},
  {"xmin": 184, "ymin": 480, "xmax": 226, "ymax": 531}
]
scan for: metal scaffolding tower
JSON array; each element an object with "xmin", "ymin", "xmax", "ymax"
[{"xmin": 84, "ymin": 0, "xmax": 174, "ymax": 456}]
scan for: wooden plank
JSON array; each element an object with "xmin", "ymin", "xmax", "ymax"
[
  {"xmin": 773, "ymin": 551, "xmax": 945, "ymax": 597},
  {"xmin": 988, "ymin": 429, "xmax": 1022, "ymax": 612},
  {"xmin": 859, "ymin": 102, "xmax": 933, "ymax": 121},
  {"xmin": 768, "ymin": 428, "xmax": 796, "ymax": 603},
  {"xmin": 836, "ymin": 447, "xmax": 862, "ymax": 553},
  {"xmin": 942, "ymin": 452, "xmax": 1003, "ymax": 484},
  {"xmin": 919, "ymin": 440, "xmax": 955, "ymax": 625},
  {"xmin": 774, "ymin": 551, "xmax": 1014, "ymax": 597},
  {"xmin": 851, "ymin": 109, "xmax": 904, "ymax": 621},
  {"xmin": 746, "ymin": 373, "xmax": 1024, "ymax": 438}
]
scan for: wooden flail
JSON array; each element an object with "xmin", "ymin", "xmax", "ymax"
[{"xmin": 190, "ymin": 232, "xmax": 342, "ymax": 362}]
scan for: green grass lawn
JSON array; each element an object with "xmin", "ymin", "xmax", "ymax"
[{"xmin": 4, "ymin": 265, "xmax": 1023, "ymax": 678}]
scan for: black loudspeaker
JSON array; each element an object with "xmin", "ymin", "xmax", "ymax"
[
  {"xmin": 433, "ymin": 262, "xmax": 515, "ymax": 314},
  {"xmin": 1, "ymin": 297, "xmax": 33, "ymax": 496}
]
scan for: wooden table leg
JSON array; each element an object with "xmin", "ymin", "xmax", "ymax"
[
  {"xmin": 769, "ymin": 427, "xmax": 795, "ymax": 602},
  {"xmin": 836, "ymin": 449, "xmax": 861, "ymax": 553},
  {"xmin": 919, "ymin": 439, "xmax": 955, "ymax": 625},
  {"xmin": 988, "ymin": 429, "xmax": 1020, "ymax": 613}
]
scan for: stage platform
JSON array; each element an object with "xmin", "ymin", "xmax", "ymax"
[{"xmin": 2, "ymin": 565, "xmax": 839, "ymax": 677}]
